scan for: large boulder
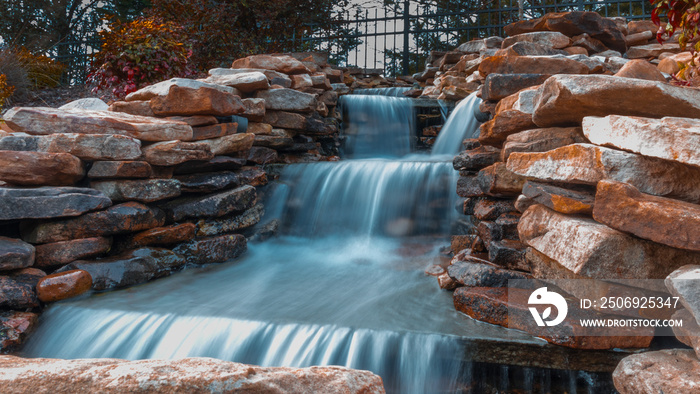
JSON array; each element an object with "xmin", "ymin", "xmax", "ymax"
[
  {"xmin": 613, "ymin": 350, "xmax": 700, "ymax": 394},
  {"xmin": 0, "ymin": 187, "xmax": 111, "ymax": 220},
  {"xmin": 149, "ymin": 85, "xmax": 245, "ymax": 117},
  {"xmin": 0, "ymin": 356, "xmax": 386, "ymax": 394}
]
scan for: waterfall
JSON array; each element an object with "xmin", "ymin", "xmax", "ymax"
[
  {"xmin": 352, "ymin": 87, "xmax": 413, "ymax": 97},
  {"xmin": 431, "ymin": 92, "xmax": 483, "ymax": 156}
]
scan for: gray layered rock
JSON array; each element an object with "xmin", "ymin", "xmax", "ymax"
[{"xmin": 0, "ymin": 187, "xmax": 111, "ymax": 220}]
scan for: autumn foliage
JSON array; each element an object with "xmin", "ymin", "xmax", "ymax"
[
  {"xmin": 0, "ymin": 74, "xmax": 15, "ymax": 113},
  {"xmin": 88, "ymin": 16, "xmax": 196, "ymax": 98},
  {"xmin": 651, "ymin": 0, "xmax": 700, "ymax": 84}
]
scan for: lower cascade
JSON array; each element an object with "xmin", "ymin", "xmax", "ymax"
[{"xmin": 22, "ymin": 91, "xmax": 610, "ymax": 393}]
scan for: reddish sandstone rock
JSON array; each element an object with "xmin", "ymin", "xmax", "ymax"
[
  {"xmin": 189, "ymin": 123, "xmax": 238, "ymax": 141},
  {"xmin": 34, "ymin": 237, "xmax": 111, "ymax": 269},
  {"xmin": 195, "ymin": 204, "xmax": 264, "ymax": 236},
  {"xmin": 522, "ymin": 181, "xmax": 594, "ymax": 215},
  {"xmin": 248, "ymin": 122, "xmax": 273, "ymax": 135},
  {"xmin": 263, "ymin": 110, "xmax": 307, "ymax": 129},
  {"xmin": 0, "ymin": 268, "xmax": 45, "ymax": 309},
  {"xmin": 0, "ymin": 151, "xmax": 84, "ymax": 186},
  {"xmin": 478, "ymin": 109, "xmax": 536, "ymax": 146},
  {"xmin": 494, "ymin": 42, "xmax": 567, "ymax": 57},
  {"xmin": 626, "ymin": 43, "xmax": 681, "ymax": 59},
  {"xmin": 613, "ymin": 59, "xmax": 666, "ymax": 82},
  {"xmin": 501, "ymin": 126, "xmax": 585, "ymax": 161},
  {"xmin": 0, "ymin": 312, "xmax": 37, "ymax": 352},
  {"xmin": 90, "ymin": 179, "xmax": 181, "ymax": 203},
  {"xmin": 518, "ymin": 204, "xmax": 700, "ymax": 280},
  {"xmin": 531, "ymin": 74, "xmax": 700, "ymax": 127},
  {"xmin": 21, "ymin": 202, "xmax": 165, "ymax": 244},
  {"xmin": 0, "ymin": 237, "xmax": 35, "ymax": 271},
  {"xmin": 0, "ymin": 187, "xmax": 111, "ymax": 221},
  {"xmin": 232, "ymin": 54, "xmax": 311, "ymax": 74},
  {"xmin": 473, "ymin": 199, "xmax": 516, "ymax": 221},
  {"xmin": 150, "ymin": 85, "xmax": 245, "ymax": 117},
  {"xmin": 501, "ymin": 31, "xmax": 572, "ymax": 49},
  {"xmin": 125, "ymin": 223, "xmax": 196, "ymax": 248},
  {"xmin": 240, "ymin": 98, "xmax": 266, "ymax": 122},
  {"xmin": 161, "ymin": 185, "xmax": 257, "ymax": 221},
  {"xmin": 613, "ymin": 350, "xmax": 700, "ymax": 394},
  {"xmin": 593, "ymin": 181, "xmax": 700, "ymax": 251},
  {"xmin": 87, "ymin": 161, "xmax": 153, "ymax": 179},
  {"xmin": 481, "ymin": 73, "xmax": 550, "ymax": 101},
  {"xmin": 507, "ymin": 144, "xmax": 700, "ymax": 203},
  {"xmin": 475, "ymin": 163, "xmax": 528, "ymax": 197},
  {"xmin": 165, "ymin": 115, "xmax": 218, "ymax": 127},
  {"xmin": 199, "ymin": 133, "xmax": 255, "ymax": 156},
  {"xmin": 36, "ymin": 269, "xmax": 92, "ymax": 303},
  {"xmin": 108, "ymin": 100, "xmax": 155, "ymax": 117},
  {"xmin": 173, "ymin": 234, "xmax": 247, "ymax": 265},
  {"xmin": 201, "ymin": 71, "xmax": 270, "ymax": 92},
  {"xmin": 256, "ymin": 88, "xmax": 318, "ymax": 113},
  {"xmin": 478, "ymin": 55, "xmax": 589, "ymax": 77},
  {"xmin": 3, "ymin": 107, "xmax": 193, "ymax": 142},
  {"xmin": 570, "ymin": 33, "xmax": 608, "ymax": 53},
  {"xmin": 0, "ymin": 356, "xmax": 386, "ymax": 393},
  {"xmin": 142, "ymin": 140, "xmax": 214, "ymax": 166},
  {"xmin": 454, "ymin": 286, "xmax": 653, "ymax": 349}
]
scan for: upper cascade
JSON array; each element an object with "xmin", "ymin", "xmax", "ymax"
[{"xmin": 431, "ymin": 92, "xmax": 483, "ymax": 156}]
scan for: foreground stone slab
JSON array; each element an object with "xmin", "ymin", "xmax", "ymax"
[
  {"xmin": 90, "ymin": 179, "xmax": 181, "ymax": 203},
  {"xmin": 0, "ymin": 133, "xmax": 142, "ymax": 161},
  {"xmin": 3, "ymin": 107, "xmax": 193, "ymax": 142},
  {"xmin": 0, "ymin": 356, "xmax": 386, "ymax": 394},
  {"xmin": 36, "ymin": 269, "xmax": 92, "ymax": 303},
  {"xmin": 613, "ymin": 349, "xmax": 700, "ymax": 394},
  {"xmin": 0, "ymin": 187, "xmax": 111, "ymax": 220},
  {"xmin": 232, "ymin": 54, "xmax": 311, "ymax": 74},
  {"xmin": 257, "ymin": 88, "xmax": 318, "ymax": 112},
  {"xmin": 150, "ymin": 85, "xmax": 245, "ymax": 117},
  {"xmin": 0, "ymin": 151, "xmax": 84, "ymax": 186},
  {"xmin": 0, "ymin": 237, "xmax": 35, "ymax": 271},
  {"xmin": 21, "ymin": 202, "xmax": 165, "ymax": 244},
  {"xmin": 173, "ymin": 234, "xmax": 247, "ymax": 265},
  {"xmin": 454, "ymin": 286, "xmax": 653, "ymax": 349},
  {"xmin": 507, "ymin": 144, "xmax": 700, "ymax": 203},
  {"xmin": 594, "ymin": 180, "xmax": 700, "ymax": 251},
  {"xmin": 523, "ymin": 181, "xmax": 594, "ymax": 215},
  {"xmin": 0, "ymin": 268, "xmax": 44, "ymax": 309},
  {"xmin": 478, "ymin": 55, "xmax": 589, "ymax": 77},
  {"xmin": 519, "ymin": 204, "xmax": 700, "ymax": 280},
  {"xmin": 501, "ymin": 127, "xmax": 585, "ymax": 161},
  {"xmin": 201, "ymin": 71, "xmax": 270, "ymax": 92},
  {"xmin": 583, "ymin": 115, "xmax": 700, "ymax": 168},
  {"xmin": 160, "ymin": 185, "xmax": 256, "ymax": 221},
  {"xmin": 532, "ymin": 75, "xmax": 700, "ymax": 127},
  {"xmin": 34, "ymin": 237, "xmax": 112, "ymax": 268},
  {"xmin": 0, "ymin": 312, "xmax": 37, "ymax": 352},
  {"xmin": 61, "ymin": 247, "xmax": 186, "ymax": 290}
]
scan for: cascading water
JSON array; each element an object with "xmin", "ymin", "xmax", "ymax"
[
  {"xmin": 431, "ymin": 92, "xmax": 483, "ymax": 156},
  {"xmin": 353, "ymin": 87, "xmax": 413, "ymax": 97},
  {"xmin": 23, "ymin": 89, "xmax": 614, "ymax": 393}
]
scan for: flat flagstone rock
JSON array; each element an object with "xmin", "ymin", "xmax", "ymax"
[
  {"xmin": 583, "ymin": 115, "xmax": 700, "ymax": 168},
  {"xmin": 232, "ymin": 55, "xmax": 310, "ymax": 75},
  {"xmin": 174, "ymin": 171, "xmax": 239, "ymax": 193},
  {"xmin": 501, "ymin": 126, "xmax": 585, "ymax": 161},
  {"xmin": 507, "ymin": 144, "xmax": 700, "ymax": 203},
  {"xmin": 240, "ymin": 98, "xmax": 266, "ymax": 122},
  {"xmin": 34, "ymin": 237, "xmax": 112, "ymax": 268},
  {"xmin": 36, "ymin": 269, "xmax": 92, "ymax": 303},
  {"xmin": 247, "ymin": 146, "xmax": 278, "ymax": 164},
  {"xmin": 626, "ymin": 43, "xmax": 682, "ymax": 59},
  {"xmin": 200, "ymin": 71, "xmax": 269, "ymax": 92},
  {"xmin": 476, "ymin": 163, "xmax": 528, "ymax": 197},
  {"xmin": 21, "ymin": 202, "xmax": 165, "ymax": 244},
  {"xmin": 256, "ymin": 88, "xmax": 318, "ymax": 112},
  {"xmin": 190, "ymin": 123, "xmax": 238, "ymax": 141},
  {"xmin": 481, "ymin": 73, "xmax": 551, "ymax": 101},
  {"xmin": 532, "ymin": 74, "xmax": 700, "ymax": 127},
  {"xmin": 453, "ymin": 146, "xmax": 501, "ymax": 171},
  {"xmin": 613, "ymin": 350, "xmax": 700, "ymax": 394},
  {"xmin": 501, "ymin": 31, "xmax": 572, "ymax": 49},
  {"xmin": 123, "ymin": 223, "xmax": 196, "ymax": 248},
  {"xmin": 0, "ymin": 151, "xmax": 84, "ymax": 186},
  {"xmin": 160, "ymin": 185, "xmax": 256, "ymax": 221},
  {"xmin": 3, "ymin": 107, "xmax": 193, "ymax": 142},
  {"xmin": 90, "ymin": 179, "xmax": 181, "ymax": 203},
  {"xmin": 0, "ymin": 268, "xmax": 45, "ymax": 309},
  {"xmin": 142, "ymin": 140, "xmax": 214, "ymax": 166},
  {"xmin": 108, "ymin": 100, "xmax": 155, "ymax": 117},
  {"xmin": 173, "ymin": 156, "xmax": 247, "ymax": 175},
  {"xmin": 0, "ymin": 187, "xmax": 111, "ymax": 220},
  {"xmin": 593, "ymin": 180, "xmax": 700, "ymax": 251},
  {"xmin": 263, "ymin": 111, "xmax": 307, "ymax": 129},
  {"xmin": 87, "ymin": 161, "xmax": 153, "ymax": 179},
  {"xmin": 125, "ymin": 78, "xmax": 236, "ymax": 101},
  {"xmin": 479, "ymin": 109, "xmax": 537, "ymax": 146},
  {"xmin": 523, "ymin": 181, "xmax": 594, "ymax": 215},
  {"xmin": 478, "ymin": 55, "xmax": 590, "ymax": 77},
  {"xmin": 0, "ymin": 237, "xmax": 35, "ymax": 271},
  {"xmin": 173, "ymin": 234, "xmax": 247, "ymax": 265},
  {"xmin": 149, "ymin": 85, "xmax": 245, "ymax": 117},
  {"xmin": 254, "ymin": 135, "xmax": 295, "ymax": 150},
  {"xmin": 495, "ymin": 42, "xmax": 567, "ymax": 57},
  {"xmin": 0, "ymin": 133, "xmax": 142, "ymax": 161},
  {"xmin": 0, "ymin": 311, "xmax": 37, "ymax": 352},
  {"xmin": 519, "ymin": 204, "xmax": 700, "ymax": 280},
  {"xmin": 195, "ymin": 204, "xmax": 264, "ymax": 236},
  {"xmin": 165, "ymin": 115, "xmax": 218, "ymax": 127},
  {"xmin": 448, "ymin": 257, "xmax": 529, "ymax": 287},
  {"xmin": 198, "ymin": 133, "xmax": 255, "ymax": 155},
  {"xmin": 60, "ymin": 247, "xmax": 186, "ymax": 290}
]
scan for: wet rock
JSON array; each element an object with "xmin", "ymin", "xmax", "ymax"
[
  {"xmin": 495, "ymin": 212, "xmax": 521, "ymax": 240},
  {"xmin": 438, "ymin": 272, "xmax": 458, "ymax": 290},
  {"xmin": 122, "ymin": 223, "xmax": 196, "ymax": 249},
  {"xmin": 488, "ymin": 239, "xmax": 528, "ymax": 271},
  {"xmin": 232, "ymin": 54, "xmax": 311, "ymax": 74},
  {"xmin": 87, "ymin": 161, "xmax": 153, "ymax": 179},
  {"xmin": 593, "ymin": 180, "xmax": 700, "ymax": 251},
  {"xmin": 36, "ymin": 269, "xmax": 92, "ymax": 303},
  {"xmin": 304, "ymin": 114, "xmax": 338, "ymax": 136},
  {"xmin": 478, "ymin": 55, "xmax": 589, "ymax": 77},
  {"xmin": 150, "ymin": 85, "xmax": 245, "ymax": 117},
  {"xmin": 0, "ymin": 187, "xmax": 111, "ymax": 220},
  {"xmin": 142, "ymin": 140, "xmax": 214, "ymax": 166},
  {"xmin": 583, "ymin": 115, "xmax": 700, "ymax": 168},
  {"xmin": 522, "ymin": 181, "xmax": 594, "ymax": 215},
  {"xmin": 173, "ymin": 234, "xmax": 247, "ymax": 265},
  {"xmin": 0, "ymin": 133, "xmax": 142, "ymax": 161},
  {"xmin": 195, "ymin": 204, "xmax": 264, "ymax": 236},
  {"xmin": 0, "ymin": 151, "xmax": 84, "ymax": 186},
  {"xmin": 0, "ymin": 356, "xmax": 386, "ymax": 393},
  {"xmin": 256, "ymin": 88, "xmax": 318, "ymax": 112},
  {"xmin": 3, "ymin": 107, "xmax": 193, "ymax": 142},
  {"xmin": 448, "ymin": 256, "xmax": 529, "ymax": 287},
  {"xmin": 501, "ymin": 126, "xmax": 586, "ymax": 161},
  {"xmin": 613, "ymin": 349, "xmax": 700, "ymax": 394},
  {"xmin": 21, "ymin": 202, "xmax": 165, "ymax": 244},
  {"xmin": 454, "ymin": 286, "xmax": 653, "ymax": 349},
  {"xmin": 452, "ymin": 146, "xmax": 501, "ymax": 171},
  {"xmin": 478, "ymin": 109, "xmax": 536, "ymax": 146},
  {"xmin": 450, "ymin": 235, "xmax": 476, "ymax": 255},
  {"xmin": 613, "ymin": 59, "xmax": 666, "ymax": 82},
  {"xmin": 481, "ymin": 73, "xmax": 550, "ymax": 101},
  {"xmin": 189, "ymin": 123, "xmax": 237, "ymax": 141},
  {"xmin": 0, "ymin": 237, "xmax": 35, "ymax": 271},
  {"xmin": 160, "ymin": 185, "xmax": 256, "ymax": 221},
  {"xmin": 531, "ymin": 75, "xmax": 700, "ymax": 127},
  {"xmin": 504, "ymin": 11, "xmax": 627, "ymax": 53},
  {"xmin": 34, "ymin": 237, "xmax": 112, "ymax": 269},
  {"xmin": 174, "ymin": 171, "xmax": 239, "ymax": 193},
  {"xmin": 477, "ymin": 221, "xmax": 504, "ymax": 246},
  {"xmin": 61, "ymin": 247, "xmax": 186, "ymax": 290},
  {"xmin": 473, "ymin": 199, "xmax": 516, "ymax": 221},
  {"xmin": 519, "ymin": 204, "xmax": 700, "ymax": 280},
  {"xmin": 476, "ymin": 163, "xmax": 528, "ymax": 197},
  {"xmin": 456, "ymin": 175, "xmax": 484, "ymax": 198},
  {"xmin": 199, "ymin": 133, "xmax": 255, "ymax": 156},
  {"xmin": 90, "ymin": 179, "xmax": 181, "ymax": 203},
  {"xmin": 507, "ymin": 144, "xmax": 700, "ymax": 203},
  {"xmin": 0, "ymin": 312, "xmax": 37, "ymax": 352},
  {"xmin": 501, "ymin": 31, "xmax": 572, "ymax": 49},
  {"xmin": 248, "ymin": 146, "xmax": 279, "ymax": 164},
  {"xmin": 173, "ymin": 156, "xmax": 247, "ymax": 175},
  {"xmin": 0, "ymin": 268, "xmax": 45, "ymax": 308},
  {"xmin": 201, "ymin": 71, "xmax": 270, "ymax": 92},
  {"xmin": 237, "ymin": 166, "xmax": 268, "ymax": 186}
]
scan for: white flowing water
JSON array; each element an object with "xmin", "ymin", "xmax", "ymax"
[
  {"xmin": 431, "ymin": 92, "xmax": 483, "ymax": 156},
  {"xmin": 23, "ymin": 90, "xmax": 612, "ymax": 393},
  {"xmin": 353, "ymin": 87, "xmax": 413, "ymax": 97}
]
